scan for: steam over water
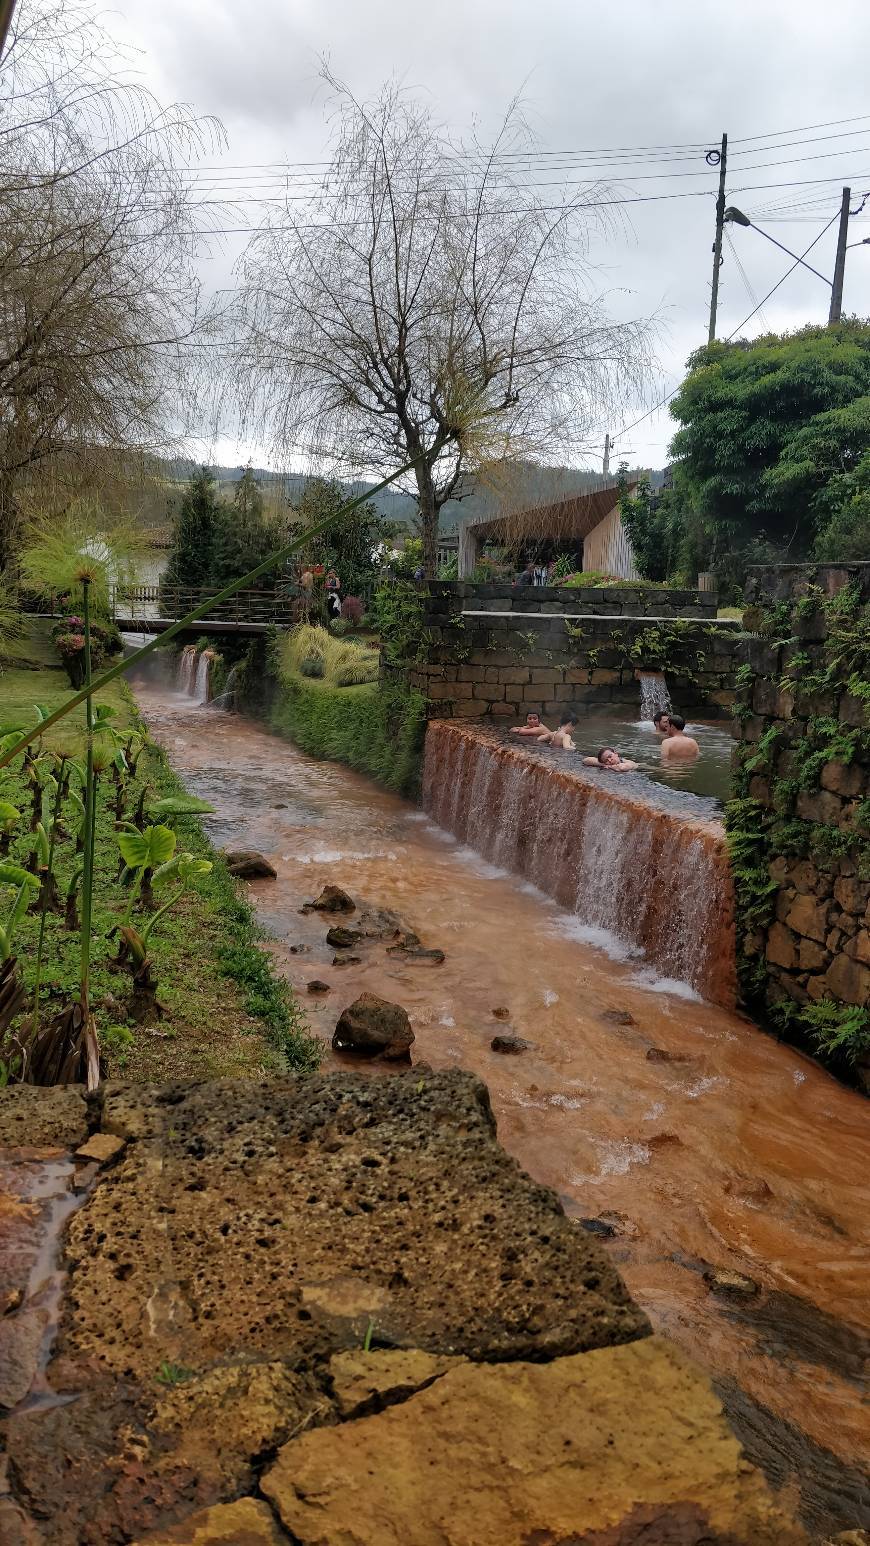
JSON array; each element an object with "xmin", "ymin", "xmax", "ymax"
[{"xmin": 422, "ymin": 721, "xmax": 736, "ymax": 1004}]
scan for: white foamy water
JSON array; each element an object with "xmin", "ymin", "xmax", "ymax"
[
  {"xmin": 550, "ymin": 917, "xmax": 644, "ymax": 964},
  {"xmin": 574, "ymin": 1140, "xmax": 652, "ymax": 1185},
  {"xmin": 285, "ymin": 848, "xmax": 398, "ymax": 864},
  {"xmin": 543, "ymin": 988, "xmax": 559, "ymax": 1006}
]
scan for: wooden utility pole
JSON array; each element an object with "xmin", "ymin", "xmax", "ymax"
[
  {"xmin": 603, "ymin": 433, "xmax": 611, "ymax": 477},
  {"xmin": 828, "ymin": 186, "xmax": 851, "ymax": 324},
  {"xmin": 707, "ymin": 133, "xmax": 728, "ymax": 344}
]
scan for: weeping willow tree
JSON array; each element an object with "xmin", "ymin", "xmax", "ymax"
[{"xmin": 234, "ymin": 72, "xmax": 656, "ymax": 575}]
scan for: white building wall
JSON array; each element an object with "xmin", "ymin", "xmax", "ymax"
[{"xmin": 582, "ymin": 508, "xmax": 638, "ymax": 579}]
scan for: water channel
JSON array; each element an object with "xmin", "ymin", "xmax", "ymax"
[{"xmin": 129, "ymin": 655, "xmax": 870, "ymax": 1536}]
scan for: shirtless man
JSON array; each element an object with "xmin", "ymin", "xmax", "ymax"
[
  {"xmin": 652, "ymin": 710, "xmax": 671, "ymax": 735},
  {"xmin": 661, "ymin": 714, "xmax": 699, "ymax": 761},
  {"xmin": 511, "ymin": 712, "xmax": 551, "ymax": 738},
  {"xmin": 537, "ymin": 712, "xmax": 578, "ymax": 750},
  {"xmin": 582, "ymin": 746, "xmax": 638, "ymax": 772}
]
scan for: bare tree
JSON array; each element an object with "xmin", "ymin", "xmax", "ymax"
[
  {"xmin": 0, "ymin": 0, "xmax": 222, "ymax": 570},
  {"xmin": 235, "ymin": 74, "xmax": 656, "ymax": 573}
]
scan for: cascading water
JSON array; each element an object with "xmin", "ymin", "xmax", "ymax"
[
  {"xmin": 176, "ymin": 645, "xmax": 213, "ymax": 705},
  {"xmin": 209, "ymin": 661, "xmax": 240, "ymax": 712},
  {"xmin": 422, "ymin": 721, "xmax": 736, "ymax": 1005},
  {"xmin": 637, "ymin": 670, "xmax": 672, "ymax": 723}
]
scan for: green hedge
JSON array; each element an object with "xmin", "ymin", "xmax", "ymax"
[{"xmin": 267, "ymin": 673, "xmax": 426, "ymax": 795}]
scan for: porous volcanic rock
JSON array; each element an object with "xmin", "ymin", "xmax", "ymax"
[
  {"xmin": 491, "ymin": 1034, "xmax": 530, "ymax": 1055},
  {"xmin": 0, "ymin": 1084, "xmax": 88, "ymax": 1148},
  {"xmin": 328, "ymin": 1349, "xmax": 463, "ymax": 1419},
  {"xmin": 129, "ymin": 1498, "xmax": 287, "ymax": 1544},
  {"xmin": 306, "ymin": 980, "xmax": 331, "ymax": 994},
  {"xmin": 261, "ymin": 1337, "xmax": 807, "ymax": 1546},
  {"xmin": 332, "ymin": 994, "xmax": 415, "ymax": 1059},
  {"xmin": 223, "ymin": 850, "xmax": 277, "ymax": 880},
  {"xmin": 325, "ymin": 926, "xmax": 362, "ymax": 949}
]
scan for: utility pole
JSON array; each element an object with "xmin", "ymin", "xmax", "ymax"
[
  {"xmin": 0, "ymin": 0, "xmax": 18, "ymax": 61},
  {"xmin": 603, "ymin": 433, "xmax": 611, "ymax": 477},
  {"xmin": 828, "ymin": 186, "xmax": 851, "ymax": 324},
  {"xmin": 707, "ymin": 133, "xmax": 728, "ymax": 344}
]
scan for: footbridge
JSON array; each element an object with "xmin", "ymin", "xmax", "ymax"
[{"xmin": 109, "ymin": 585, "xmax": 296, "ymax": 636}]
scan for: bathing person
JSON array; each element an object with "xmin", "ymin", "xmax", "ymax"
[
  {"xmin": 515, "ymin": 561, "xmax": 535, "ymax": 588},
  {"xmin": 537, "ymin": 712, "xmax": 578, "ymax": 750},
  {"xmin": 511, "ymin": 712, "xmax": 551, "ymax": 737},
  {"xmin": 582, "ymin": 747, "xmax": 639, "ymax": 772},
  {"xmin": 652, "ymin": 710, "xmax": 671, "ymax": 734},
  {"xmin": 661, "ymin": 714, "xmax": 700, "ymax": 761}
]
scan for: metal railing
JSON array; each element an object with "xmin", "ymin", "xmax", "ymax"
[{"xmin": 110, "ymin": 584, "xmax": 296, "ymax": 625}]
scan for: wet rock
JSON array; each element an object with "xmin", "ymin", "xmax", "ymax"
[
  {"xmin": 404, "ymin": 947, "xmax": 445, "ymax": 964},
  {"xmin": 490, "ymin": 1035, "xmax": 530, "ymax": 1055},
  {"xmin": 0, "ymin": 1498, "xmax": 42, "ymax": 1546},
  {"xmin": 0, "ymin": 1085, "xmax": 88, "ymax": 1148},
  {"xmin": 261, "ymin": 1337, "xmax": 807, "ymax": 1546},
  {"xmin": 646, "ymin": 1046, "xmax": 692, "ymax": 1063},
  {"xmin": 74, "ymin": 1133, "xmax": 126, "ymax": 1167},
  {"xmin": 600, "ymin": 1008, "xmax": 636, "ymax": 1026},
  {"xmin": 329, "ymin": 1349, "xmax": 463, "ymax": 1419},
  {"xmin": 704, "ymin": 1267, "xmax": 760, "ymax": 1299},
  {"xmin": 223, "ymin": 850, "xmax": 277, "ymax": 880},
  {"xmin": 129, "ymin": 1498, "xmax": 286, "ymax": 1544},
  {"xmin": 332, "ymin": 955, "xmax": 361, "ymax": 967},
  {"xmin": 0, "ymin": 1308, "xmax": 47, "ymax": 1407},
  {"xmin": 306, "ymin": 980, "xmax": 331, "ymax": 994},
  {"xmin": 308, "ymin": 885, "xmax": 355, "ymax": 913},
  {"xmin": 646, "ymin": 1132, "xmax": 683, "ymax": 1149},
  {"xmin": 491, "ymin": 1007, "xmax": 511, "ymax": 1020},
  {"xmin": 355, "ymin": 906, "xmax": 403, "ymax": 939},
  {"xmin": 333, "ymin": 994, "xmax": 415, "ymax": 1060},
  {"xmin": 326, "ymin": 925, "xmax": 362, "ymax": 949},
  {"xmin": 579, "ymin": 1217, "xmax": 617, "ymax": 1238},
  {"xmin": 385, "ymin": 932, "xmax": 445, "ymax": 964}
]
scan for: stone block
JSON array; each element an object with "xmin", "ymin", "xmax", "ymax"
[
  {"xmin": 795, "ymin": 789, "xmax": 843, "ymax": 826},
  {"xmin": 752, "ymin": 679, "xmax": 779, "ymax": 715},
  {"xmin": 785, "ymin": 893, "xmax": 830, "ymax": 943},
  {"xmin": 490, "ymin": 702, "xmax": 515, "ymax": 717},
  {"xmin": 798, "ymin": 937, "xmax": 829, "ymax": 972},
  {"xmin": 499, "ymin": 666, "xmax": 530, "ymax": 685},
  {"xmin": 824, "ymin": 952, "xmax": 870, "ymax": 1005},
  {"xmin": 261, "ymin": 1338, "xmax": 805, "ymax": 1546},
  {"xmin": 530, "ymin": 668, "xmax": 561, "ymax": 685},
  {"xmin": 473, "ymin": 682, "xmax": 504, "ymax": 700},
  {"xmin": 834, "ymin": 875, "xmax": 870, "ymax": 914},
  {"xmin": 564, "ymin": 668, "xmax": 592, "ymax": 685},
  {"xmin": 821, "ymin": 761, "xmax": 865, "ymax": 798},
  {"xmin": 748, "ymin": 776, "xmax": 772, "ymax": 805},
  {"xmin": 766, "ymin": 923, "xmax": 798, "ymax": 969},
  {"xmin": 840, "ymin": 691, "xmax": 869, "ymax": 728},
  {"xmin": 789, "ymin": 860, "xmax": 819, "ymax": 894},
  {"xmin": 845, "ymin": 931, "xmax": 870, "ymax": 966},
  {"xmin": 590, "ymin": 668, "xmax": 620, "ymax": 684}
]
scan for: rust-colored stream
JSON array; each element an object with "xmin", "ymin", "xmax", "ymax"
[{"xmin": 131, "ymin": 669, "xmax": 870, "ymax": 1535}]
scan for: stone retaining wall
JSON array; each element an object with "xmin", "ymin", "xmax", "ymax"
[
  {"xmin": 427, "ymin": 578, "xmax": 718, "ymax": 618},
  {"xmin": 389, "ymin": 608, "xmax": 742, "ymax": 720}
]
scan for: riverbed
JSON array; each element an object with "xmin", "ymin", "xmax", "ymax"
[{"xmin": 130, "ymin": 664, "xmax": 870, "ymax": 1536}]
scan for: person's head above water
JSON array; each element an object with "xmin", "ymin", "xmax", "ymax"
[
  {"xmin": 666, "ymin": 714, "xmax": 687, "ymax": 734},
  {"xmin": 560, "ymin": 713, "xmax": 579, "ymax": 728},
  {"xmin": 525, "ymin": 712, "xmax": 541, "ymax": 727},
  {"xmin": 653, "ymin": 710, "xmax": 671, "ymax": 731},
  {"xmin": 597, "ymin": 746, "xmax": 620, "ymax": 767}
]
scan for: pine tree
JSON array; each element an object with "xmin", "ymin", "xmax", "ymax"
[
  {"xmin": 211, "ymin": 465, "xmax": 275, "ymax": 588},
  {"xmin": 162, "ymin": 469, "xmax": 221, "ymax": 591}
]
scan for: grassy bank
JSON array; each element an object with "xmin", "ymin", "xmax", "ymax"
[
  {"xmin": 1, "ymin": 623, "xmax": 320, "ymax": 1082},
  {"xmin": 267, "ymin": 658, "xmax": 426, "ymax": 796}
]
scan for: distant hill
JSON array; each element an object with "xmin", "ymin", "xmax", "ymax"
[{"xmin": 158, "ymin": 459, "xmax": 665, "ymax": 532}]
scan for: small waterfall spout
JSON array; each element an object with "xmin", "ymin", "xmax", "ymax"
[
  {"xmin": 637, "ymin": 670, "xmax": 672, "ymax": 723},
  {"xmin": 422, "ymin": 722, "xmax": 735, "ymax": 1005},
  {"xmin": 209, "ymin": 662, "xmax": 240, "ymax": 712}
]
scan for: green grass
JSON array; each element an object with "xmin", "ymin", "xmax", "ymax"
[
  {"xmin": 0, "ymin": 623, "xmax": 321, "ymax": 1082},
  {"xmin": 268, "ymin": 669, "xmax": 426, "ymax": 795}
]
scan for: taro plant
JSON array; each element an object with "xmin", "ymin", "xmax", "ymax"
[
  {"xmin": 0, "ymin": 862, "xmax": 40, "ymax": 960},
  {"xmin": 0, "ymin": 797, "xmax": 21, "ymax": 857},
  {"xmin": 113, "ymin": 832, "xmax": 212, "ymax": 1020},
  {"xmin": 118, "ymin": 823, "xmax": 177, "ymax": 917}
]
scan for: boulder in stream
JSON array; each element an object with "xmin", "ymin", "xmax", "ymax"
[
  {"xmin": 333, "ymin": 993, "xmax": 415, "ymax": 1060},
  {"xmin": 308, "ymin": 885, "xmax": 355, "ymax": 913},
  {"xmin": 491, "ymin": 1007, "xmax": 511, "ymax": 1021},
  {"xmin": 326, "ymin": 926, "xmax": 363, "ymax": 949},
  {"xmin": 307, "ymin": 980, "xmax": 331, "ymax": 995},
  {"xmin": 491, "ymin": 1034, "xmax": 530, "ymax": 1055},
  {"xmin": 703, "ymin": 1267, "xmax": 760, "ymax": 1299},
  {"xmin": 223, "ymin": 850, "xmax": 277, "ymax": 880},
  {"xmin": 600, "ymin": 1008, "xmax": 636, "ymax": 1027}
]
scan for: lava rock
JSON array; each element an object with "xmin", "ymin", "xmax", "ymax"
[
  {"xmin": 404, "ymin": 948, "xmax": 446, "ymax": 965},
  {"xmin": 356, "ymin": 907, "xmax": 404, "ymax": 939},
  {"xmin": 600, "ymin": 1009, "xmax": 635, "ymax": 1026},
  {"xmin": 309, "ymin": 885, "xmax": 355, "ymax": 913},
  {"xmin": 333, "ymin": 993, "xmax": 415, "ymax": 1060},
  {"xmin": 74, "ymin": 1133, "xmax": 126, "ymax": 1167},
  {"xmin": 491, "ymin": 1007, "xmax": 511, "ymax": 1020},
  {"xmin": 333, "ymin": 955, "xmax": 361, "ymax": 967},
  {"xmin": 223, "ymin": 850, "xmax": 277, "ymax": 880},
  {"xmin": 579, "ymin": 1217, "xmax": 617, "ymax": 1238},
  {"xmin": 326, "ymin": 926, "xmax": 363, "ymax": 949},
  {"xmin": 703, "ymin": 1268, "xmax": 760, "ymax": 1299},
  {"xmin": 491, "ymin": 1034, "xmax": 530, "ymax": 1055},
  {"xmin": 646, "ymin": 1047, "xmax": 691, "ymax": 1063},
  {"xmin": 307, "ymin": 980, "xmax": 331, "ymax": 995}
]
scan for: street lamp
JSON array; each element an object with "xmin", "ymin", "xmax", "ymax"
[{"xmin": 723, "ymin": 206, "xmax": 833, "ymax": 287}]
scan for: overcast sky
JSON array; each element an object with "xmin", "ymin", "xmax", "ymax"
[{"xmin": 114, "ymin": 0, "xmax": 870, "ymax": 472}]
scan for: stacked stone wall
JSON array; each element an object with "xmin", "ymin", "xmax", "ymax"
[{"xmin": 427, "ymin": 579, "xmax": 718, "ymax": 618}]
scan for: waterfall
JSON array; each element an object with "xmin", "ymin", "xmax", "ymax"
[
  {"xmin": 637, "ymin": 670, "xmax": 672, "ymax": 723},
  {"xmin": 176, "ymin": 645, "xmax": 213, "ymax": 704},
  {"xmin": 422, "ymin": 723, "xmax": 736, "ymax": 1005}
]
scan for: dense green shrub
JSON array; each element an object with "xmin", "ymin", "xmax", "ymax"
[{"xmin": 268, "ymin": 674, "xmax": 426, "ymax": 795}]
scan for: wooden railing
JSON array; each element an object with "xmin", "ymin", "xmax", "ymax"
[{"xmin": 111, "ymin": 585, "xmax": 296, "ymax": 625}]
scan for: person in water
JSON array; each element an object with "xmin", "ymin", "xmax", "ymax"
[
  {"xmin": 511, "ymin": 712, "xmax": 551, "ymax": 737},
  {"xmin": 537, "ymin": 712, "xmax": 578, "ymax": 750},
  {"xmin": 661, "ymin": 714, "xmax": 699, "ymax": 761},
  {"xmin": 582, "ymin": 747, "xmax": 639, "ymax": 772},
  {"xmin": 652, "ymin": 710, "xmax": 671, "ymax": 734}
]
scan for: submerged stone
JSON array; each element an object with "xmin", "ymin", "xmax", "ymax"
[
  {"xmin": 308, "ymin": 884, "xmax": 355, "ymax": 913},
  {"xmin": 326, "ymin": 925, "xmax": 362, "ymax": 949},
  {"xmin": 333, "ymin": 994, "xmax": 414, "ymax": 1059},
  {"xmin": 490, "ymin": 1034, "xmax": 530, "ymax": 1055},
  {"xmin": 223, "ymin": 850, "xmax": 277, "ymax": 880}
]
